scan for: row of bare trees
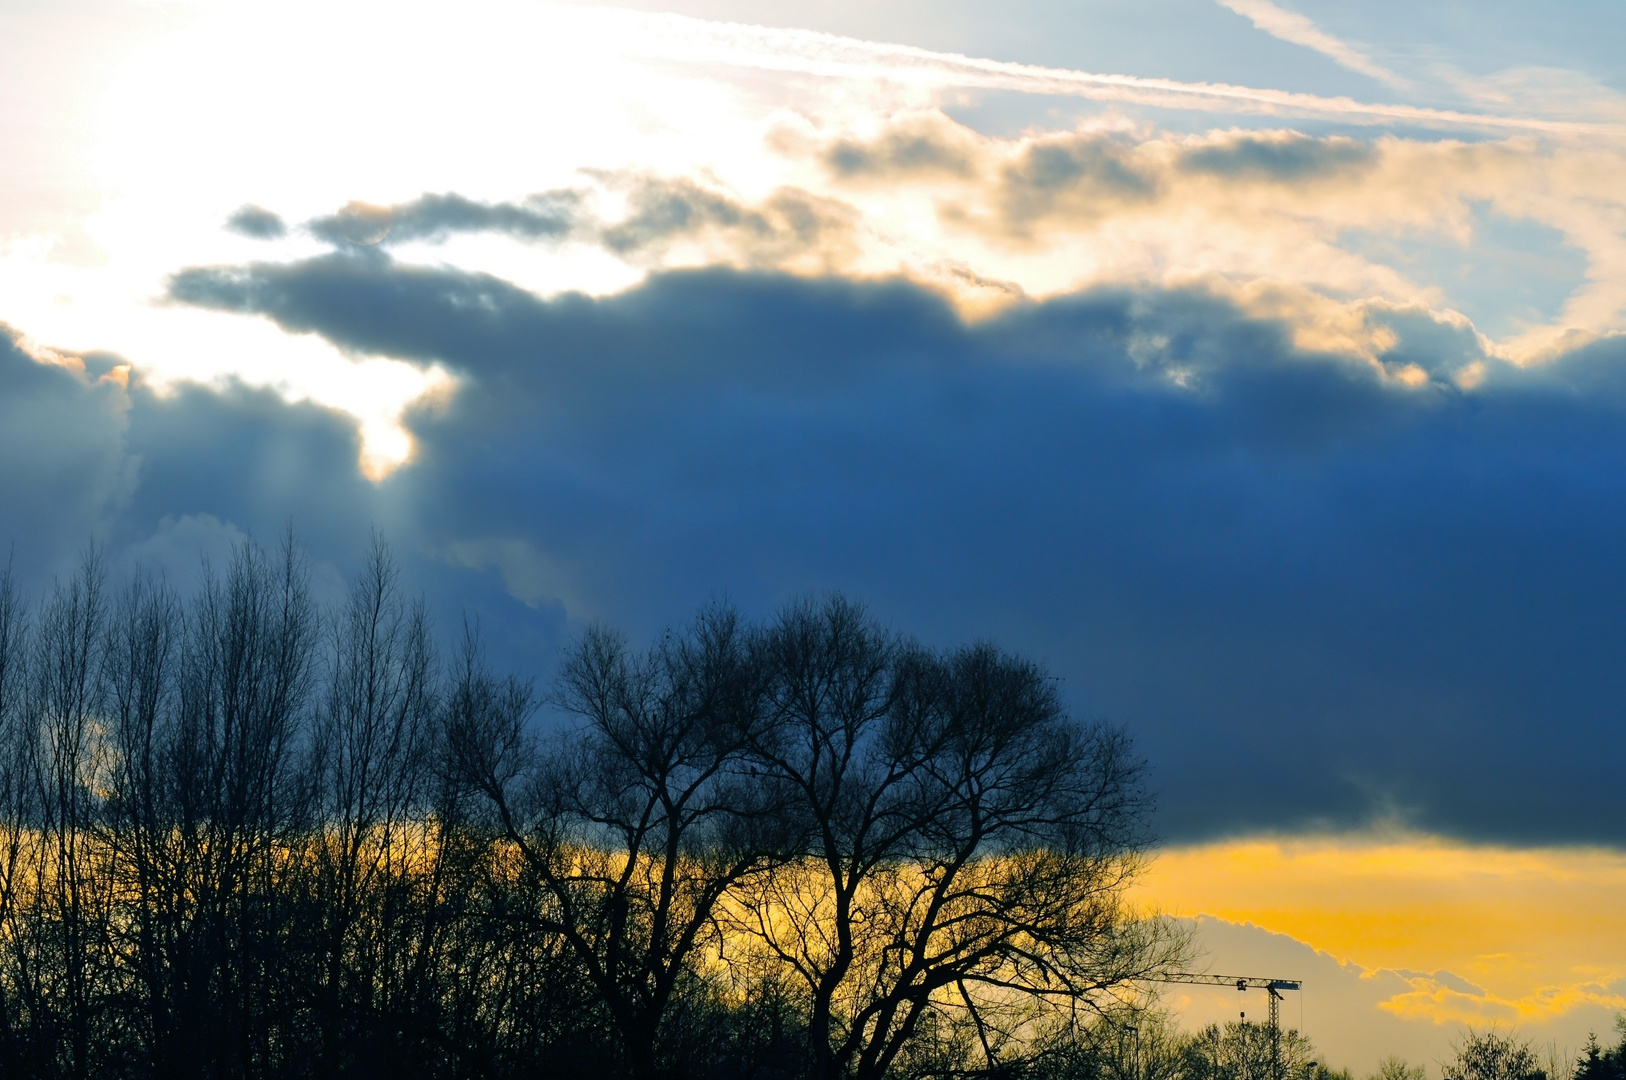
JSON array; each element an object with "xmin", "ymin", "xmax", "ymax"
[{"xmin": 0, "ymin": 536, "xmax": 1180, "ymax": 1080}]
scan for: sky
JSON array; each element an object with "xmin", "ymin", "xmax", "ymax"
[{"xmin": 2, "ymin": 0, "xmax": 1625, "ymax": 1070}]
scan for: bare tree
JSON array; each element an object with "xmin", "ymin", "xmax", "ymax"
[
  {"xmin": 162, "ymin": 533, "xmax": 320, "ymax": 1078},
  {"xmin": 736, "ymin": 595, "xmax": 1183, "ymax": 1080},
  {"xmin": 0, "ymin": 559, "xmax": 35, "ymax": 1074},
  {"xmin": 308, "ymin": 536, "xmax": 441, "ymax": 1065},
  {"xmin": 25, "ymin": 549, "xmax": 114, "ymax": 1080},
  {"xmin": 100, "ymin": 570, "xmax": 183, "ymax": 1075},
  {"xmin": 444, "ymin": 605, "xmax": 792, "ymax": 1078}
]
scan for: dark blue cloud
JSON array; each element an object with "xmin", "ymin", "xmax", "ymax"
[
  {"xmin": 308, "ymin": 191, "xmax": 578, "ymax": 248},
  {"xmin": 290, "ymin": 181, "xmax": 850, "ymax": 268},
  {"xmin": 117, "ymin": 379, "xmax": 377, "ymax": 561},
  {"xmin": 10, "ymin": 256, "xmax": 1622, "ymax": 842},
  {"xmin": 225, "ymin": 204, "xmax": 287, "ymax": 240},
  {"xmin": 157, "ymin": 252, "xmax": 1626, "ymax": 845},
  {"xmin": 0, "ymin": 328, "xmax": 562, "ymax": 657}
]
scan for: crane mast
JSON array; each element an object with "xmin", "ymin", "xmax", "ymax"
[{"xmin": 1141, "ymin": 973, "xmax": 1303, "ymax": 1080}]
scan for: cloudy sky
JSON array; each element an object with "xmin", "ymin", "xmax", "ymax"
[{"xmin": 4, "ymin": 0, "xmax": 1626, "ymax": 1068}]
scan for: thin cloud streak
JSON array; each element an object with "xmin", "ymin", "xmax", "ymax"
[
  {"xmin": 1214, "ymin": 0, "xmax": 1406, "ymax": 88},
  {"xmin": 592, "ymin": 3, "xmax": 1622, "ymax": 137}
]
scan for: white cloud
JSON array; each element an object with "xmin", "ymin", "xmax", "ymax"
[{"xmin": 3, "ymin": 0, "xmax": 1622, "ymax": 490}]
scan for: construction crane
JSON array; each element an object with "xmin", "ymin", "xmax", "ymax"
[{"xmin": 1139, "ymin": 973, "xmax": 1303, "ymax": 1080}]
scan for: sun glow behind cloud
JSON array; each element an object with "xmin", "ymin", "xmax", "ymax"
[
  {"xmin": 1, "ymin": 0, "xmax": 770, "ymax": 475},
  {"xmin": 5, "ymin": 0, "xmax": 1626, "ymax": 478}
]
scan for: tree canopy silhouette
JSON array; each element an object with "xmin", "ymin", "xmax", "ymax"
[{"xmin": 0, "ymin": 537, "xmax": 1178, "ymax": 1080}]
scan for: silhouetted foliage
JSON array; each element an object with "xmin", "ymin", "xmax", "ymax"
[
  {"xmin": 1576, "ymin": 1020, "xmax": 1626, "ymax": 1080},
  {"xmin": 1368, "ymin": 1057, "xmax": 1427, "ymax": 1080},
  {"xmin": 0, "ymin": 539, "xmax": 1181, "ymax": 1080},
  {"xmin": 1178, "ymin": 1021, "xmax": 1325, "ymax": 1080},
  {"xmin": 1018, "ymin": 1006, "xmax": 1340, "ymax": 1080},
  {"xmin": 1445, "ymin": 1029, "xmax": 1549, "ymax": 1080}
]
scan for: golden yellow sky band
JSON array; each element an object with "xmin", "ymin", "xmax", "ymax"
[{"xmin": 1131, "ymin": 834, "xmax": 1626, "ymax": 1027}]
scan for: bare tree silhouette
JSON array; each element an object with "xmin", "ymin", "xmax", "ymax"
[
  {"xmin": 735, "ymin": 596, "xmax": 1183, "ymax": 1080},
  {"xmin": 444, "ymin": 604, "xmax": 797, "ymax": 1079}
]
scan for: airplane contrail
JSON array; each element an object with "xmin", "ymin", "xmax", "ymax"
[{"xmin": 584, "ymin": 4, "xmax": 1618, "ymax": 138}]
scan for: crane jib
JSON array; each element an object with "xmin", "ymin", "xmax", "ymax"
[{"xmin": 1142, "ymin": 972, "xmax": 1301, "ymax": 991}]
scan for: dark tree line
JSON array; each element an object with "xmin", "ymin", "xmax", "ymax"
[
  {"xmin": 0, "ymin": 536, "xmax": 1180, "ymax": 1080},
  {"xmin": 1035, "ymin": 1012, "xmax": 1626, "ymax": 1080},
  {"xmin": 1036, "ymin": 1011, "xmax": 1341, "ymax": 1080},
  {"xmin": 1578, "ymin": 1021, "xmax": 1626, "ymax": 1080}
]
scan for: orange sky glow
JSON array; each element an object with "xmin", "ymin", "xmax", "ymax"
[{"xmin": 1131, "ymin": 835, "xmax": 1626, "ymax": 1070}]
